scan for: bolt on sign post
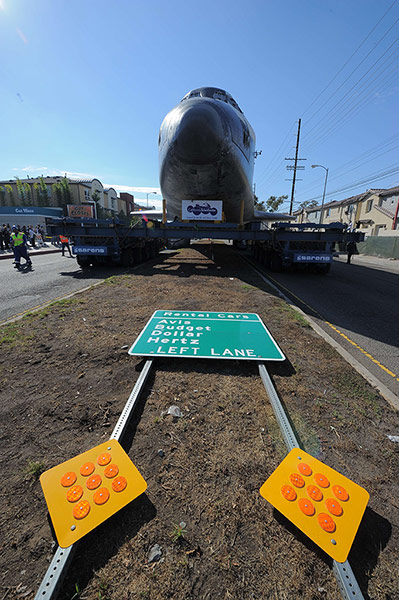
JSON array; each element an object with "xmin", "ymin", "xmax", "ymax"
[
  {"xmin": 259, "ymin": 448, "xmax": 369, "ymax": 563},
  {"xmin": 40, "ymin": 440, "xmax": 147, "ymax": 548},
  {"xmin": 128, "ymin": 310, "xmax": 285, "ymax": 362}
]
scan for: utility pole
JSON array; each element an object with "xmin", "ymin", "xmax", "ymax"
[{"xmin": 285, "ymin": 119, "xmax": 306, "ymax": 215}]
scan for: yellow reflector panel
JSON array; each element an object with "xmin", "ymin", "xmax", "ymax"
[
  {"xmin": 259, "ymin": 448, "xmax": 369, "ymax": 563},
  {"xmin": 40, "ymin": 439, "xmax": 147, "ymax": 548}
]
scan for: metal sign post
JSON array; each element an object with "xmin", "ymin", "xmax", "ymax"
[{"xmin": 258, "ymin": 362, "xmax": 365, "ymax": 600}]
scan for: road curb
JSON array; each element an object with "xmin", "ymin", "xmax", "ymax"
[
  {"xmin": 246, "ymin": 258, "xmax": 399, "ymax": 413},
  {"xmin": 0, "ymin": 248, "xmax": 62, "ymax": 260}
]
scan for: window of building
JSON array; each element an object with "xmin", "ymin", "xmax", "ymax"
[
  {"xmin": 326, "ymin": 208, "xmax": 331, "ymax": 217},
  {"xmin": 378, "ymin": 197, "xmax": 383, "ymax": 207},
  {"xmin": 366, "ymin": 199, "xmax": 373, "ymax": 212}
]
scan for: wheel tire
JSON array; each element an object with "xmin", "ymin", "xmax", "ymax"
[
  {"xmin": 77, "ymin": 257, "xmax": 91, "ymax": 269},
  {"xmin": 269, "ymin": 253, "xmax": 283, "ymax": 272}
]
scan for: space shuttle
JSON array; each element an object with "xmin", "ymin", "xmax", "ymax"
[{"xmin": 153, "ymin": 87, "xmax": 292, "ymax": 223}]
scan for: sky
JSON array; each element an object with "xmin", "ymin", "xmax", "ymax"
[{"xmin": 0, "ymin": 0, "xmax": 398, "ymax": 212}]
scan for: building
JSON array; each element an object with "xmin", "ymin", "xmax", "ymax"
[
  {"xmin": 0, "ymin": 176, "xmax": 128, "ymax": 217},
  {"xmin": 297, "ymin": 186, "xmax": 399, "ymax": 235}
]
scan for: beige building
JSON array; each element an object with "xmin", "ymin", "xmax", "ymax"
[
  {"xmin": 297, "ymin": 186, "xmax": 399, "ymax": 235},
  {"xmin": 0, "ymin": 176, "xmax": 128, "ymax": 216}
]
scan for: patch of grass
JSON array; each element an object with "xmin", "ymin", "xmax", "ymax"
[
  {"xmin": 0, "ymin": 323, "xmax": 20, "ymax": 347},
  {"xmin": 275, "ymin": 303, "xmax": 311, "ymax": 328},
  {"xmin": 241, "ymin": 284, "xmax": 255, "ymax": 291},
  {"xmin": 153, "ymin": 416, "xmax": 160, "ymax": 424},
  {"xmin": 170, "ymin": 522, "xmax": 187, "ymax": 542},
  {"xmin": 96, "ymin": 576, "xmax": 111, "ymax": 600},
  {"xmin": 25, "ymin": 460, "xmax": 46, "ymax": 481},
  {"xmin": 51, "ymin": 297, "xmax": 83, "ymax": 308}
]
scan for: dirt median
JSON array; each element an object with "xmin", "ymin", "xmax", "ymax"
[{"xmin": 0, "ymin": 244, "xmax": 398, "ymax": 600}]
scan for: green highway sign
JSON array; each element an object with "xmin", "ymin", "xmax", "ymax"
[{"xmin": 128, "ymin": 310, "xmax": 285, "ymax": 361}]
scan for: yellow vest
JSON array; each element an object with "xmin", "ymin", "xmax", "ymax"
[{"xmin": 12, "ymin": 232, "xmax": 24, "ymax": 247}]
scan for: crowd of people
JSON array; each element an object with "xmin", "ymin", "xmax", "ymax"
[{"xmin": 0, "ymin": 223, "xmax": 46, "ymax": 251}]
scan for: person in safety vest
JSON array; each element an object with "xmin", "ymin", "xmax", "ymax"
[
  {"xmin": 59, "ymin": 234, "xmax": 72, "ymax": 257},
  {"xmin": 11, "ymin": 225, "xmax": 32, "ymax": 270}
]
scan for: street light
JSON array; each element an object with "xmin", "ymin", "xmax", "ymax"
[
  {"xmin": 311, "ymin": 164, "xmax": 329, "ymax": 225},
  {"xmin": 146, "ymin": 191, "xmax": 157, "ymax": 208}
]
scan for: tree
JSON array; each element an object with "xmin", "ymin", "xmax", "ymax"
[
  {"xmin": 265, "ymin": 195, "xmax": 288, "ymax": 212},
  {"xmin": 254, "ymin": 194, "xmax": 288, "ymax": 212},
  {"xmin": 298, "ymin": 200, "xmax": 318, "ymax": 211},
  {"xmin": 15, "ymin": 177, "xmax": 25, "ymax": 203},
  {"xmin": 34, "ymin": 177, "xmax": 49, "ymax": 207},
  {"xmin": 5, "ymin": 184, "xmax": 15, "ymax": 206},
  {"xmin": 254, "ymin": 193, "xmax": 266, "ymax": 211},
  {"xmin": 52, "ymin": 177, "xmax": 72, "ymax": 214},
  {"xmin": 92, "ymin": 189, "xmax": 111, "ymax": 219},
  {"xmin": 23, "ymin": 183, "xmax": 33, "ymax": 206},
  {"xmin": 0, "ymin": 186, "xmax": 5, "ymax": 206}
]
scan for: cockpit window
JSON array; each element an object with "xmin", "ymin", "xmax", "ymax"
[{"xmin": 181, "ymin": 87, "xmax": 242, "ymax": 112}]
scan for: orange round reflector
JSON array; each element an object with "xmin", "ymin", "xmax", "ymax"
[
  {"xmin": 298, "ymin": 497, "xmax": 315, "ymax": 516},
  {"xmin": 332, "ymin": 485, "xmax": 349, "ymax": 501},
  {"xmin": 326, "ymin": 497, "xmax": 343, "ymax": 516},
  {"xmin": 86, "ymin": 474, "xmax": 102, "ymax": 490},
  {"xmin": 73, "ymin": 500, "xmax": 91, "ymax": 520},
  {"xmin": 314, "ymin": 473, "xmax": 329, "ymax": 488},
  {"xmin": 112, "ymin": 476, "xmax": 127, "ymax": 492},
  {"xmin": 66, "ymin": 485, "xmax": 83, "ymax": 503},
  {"xmin": 104, "ymin": 464, "xmax": 119, "ymax": 479},
  {"xmin": 281, "ymin": 485, "xmax": 297, "ymax": 501},
  {"xmin": 298, "ymin": 463, "xmax": 312, "ymax": 476},
  {"xmin": 60, "ymin": 472, "xmax": 77, "ymax": 487},
  {"xmin": 289, "ymin": 473, "xmax": 305, "ymax": 488},
  {"xmin": 307, "ymin": 485, "xmax": 323, "ymax": 502},
  {"xmin": 97, "ymin": 453, "xmax": 112, "ymax": 466},
  {"xmin": 318, "ymin": 513, "xmax": 336, "ymax": 532},
  {"xmin": 93, "ymin": 487, "xmax": 110, "ymax": 505},
  {"xmin": 80, "ymin": 462, "xmax": 95, "ymax": 476}
]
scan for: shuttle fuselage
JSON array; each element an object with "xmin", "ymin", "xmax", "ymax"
[{"xmin": 158, "ymin": 87, "xmax": 256, "ymax": 223}]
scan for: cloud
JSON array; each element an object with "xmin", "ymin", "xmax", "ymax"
[
  {"xmin": 13, "ymin": 165, "xmax": 48, "ymax": 172},
  {"xmin": 104, "ymin": 183, "xmax": 161, "ymax": 195}
]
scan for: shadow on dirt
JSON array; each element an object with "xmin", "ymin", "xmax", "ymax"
[
  {"xmin": 60, "ymin": 493, "xmax": 156, "ymax": 600},
  {"xmin": 273, "ymin": 505, "xmax": 392, "ymax": 599}
]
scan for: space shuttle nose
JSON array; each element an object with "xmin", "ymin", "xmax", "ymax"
[{"xmin": 174, "ymin": 104, "xmax": 224, "ymax": 164}]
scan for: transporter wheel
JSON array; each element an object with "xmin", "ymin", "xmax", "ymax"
[
  {"xmin": 269, "ymin": 252, "xmax": 283, "ymax": 272},
  {"xmin": 77, "ymin": 256, "xmax": 91, "ymax": 269},
  {"xmin": 121, "ymin": 248, "xmax": 135, "ymax": 267}
]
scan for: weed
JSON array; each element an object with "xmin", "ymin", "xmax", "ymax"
[
  {"xmin": 25, "ymin": 460, "xmax": 46, "ymax": 481},
  {"xmin": 170, "ymin": 522, "xmax": 187, "ymax": 542},
  {"xmin": 153, "ymin": 416, "xmax": 160, "ymax": 424},
  {"xmin": 70, "ymin": 583, "xmax": 81, "ymax": 600},
  {"xmin": 241, "ymin": 284, "xmax": 255, "ymax": 291}
]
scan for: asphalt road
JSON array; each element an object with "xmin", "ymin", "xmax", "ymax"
[
  {"xmin": 257, "ymin": 254, "xmax": 399, "ymax": 399},
  {"xmin": 0, "ymin": 253, "xmax": 116, "ymax": 323}
]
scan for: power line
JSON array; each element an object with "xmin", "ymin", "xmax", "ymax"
[
  {"xmin": 304, "ymin": 14, "xmax": 399, "ymax": 128},
  {"xmin": 301, "ymin": 0, "xmax": 398, "ymax": 118},
  {"xmin": 302, "ymin": 65, "xmax": 399, "ymax": 152},
  {"xmin": 304, "ymin": 163, "xmax": 399, "ymax": 202},
  {"xmin": 302, "ymin": 38, "xmax": 399, "ymax": 146}
]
